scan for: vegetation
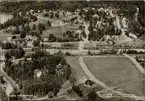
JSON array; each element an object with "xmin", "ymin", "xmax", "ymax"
[
  {"xmin": 33, "ymin": 38, "xmax": 40, "ymax": 47},
  {"xmin": 72, "ymin": 85, "xmax": 83, "ymax": 97},
  {"xmin": 87, "ymin": 90, "xmax": 103, "ymax": 101},
  {"xmin": 83, "ymin": 56, "xmax": 145, "ymax": 96},
  {"xmin": 2, "ymin": 14, "xmax": 28, "ymax": 29},
  {"xmin": 38, "ymin": 23, "xmax": 46, "ymax": 31},
  {"xmin": 4, "ymin": 50, "xmax": 72, "ymax": 96},
  {"xmin": 122, "ymin": 49, "xmax": 145, "ymax": 54},
  {"xmin": 4, "ymin": 47, "xmax": 25, "ymax": 59}
]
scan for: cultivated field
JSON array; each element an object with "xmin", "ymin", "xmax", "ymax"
[{"xmin": 83, "ymin": 56, "xmax": 145, "ymax": 96}]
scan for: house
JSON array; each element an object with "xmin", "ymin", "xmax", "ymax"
[{"xmin": 34, "ymin": 69, "xmax": 42, "ymax": 78}]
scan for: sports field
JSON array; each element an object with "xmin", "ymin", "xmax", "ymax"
[{"xmin": 83, "ymin": 56, "xmax": 145, "ymax": 96}]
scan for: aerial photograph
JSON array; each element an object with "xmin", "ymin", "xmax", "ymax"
[{"xmin": 0, "ymin": 0, "xmax": 145, "ymax": 101}]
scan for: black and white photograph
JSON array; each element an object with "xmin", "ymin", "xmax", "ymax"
[{"xmin": 0, "ymin": 0, "xmax": 145, "ymax": 100}]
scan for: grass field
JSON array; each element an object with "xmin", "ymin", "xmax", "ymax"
[
  {"xmin": 65, "ymin": 56, "xmax": 88, "ymax": 81},
  {"xmin": 83, "ymin": 56, "xmax": 145, "ymax": 96},
  {"xmin": 42, "ymin": 23, "xmax": 79, "ymax": 38},
  {"xmin": 29, "ymin": 16, "xmax": 80, "ymax": 38}
]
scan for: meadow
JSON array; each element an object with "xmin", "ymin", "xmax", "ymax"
[{"xmin": 83, "ymin": 56, "xmax": 145, "ymax": 96}]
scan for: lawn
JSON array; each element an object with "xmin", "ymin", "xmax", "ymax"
[
  {"xmin": 42, "ymin": 23, "xmax": 79, "ymax": 38},
  {"xmin": 29, "ymin": 16, "xmax": 80, "ymax": 39},
  {"xmin": 83, "ymin": 56, "xmax": 145, "ymax": 96}
]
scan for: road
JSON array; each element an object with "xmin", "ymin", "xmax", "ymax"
[{"xmin": 123, "ymin": 54, "xmax": 145, "ymax": 75}]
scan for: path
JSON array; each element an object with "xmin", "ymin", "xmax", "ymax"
[
  {"xmin": 78, "ymin": 56, "xmax": 145, "ymax": 100},
  {"xmin": 0, "ymin": 62, "xmax": 19, "ymax": 94},
  {"xmin": 0, "ymin": 50, "xmax": 26, "ymax": 100},
  {"xmin": 123, "ymin": 54, "xmax": 145, "ymax": 75}
]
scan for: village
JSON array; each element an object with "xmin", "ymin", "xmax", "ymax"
[{"xmin": 0, "ymin": 0, "xmax": 145, "ymax": 101}]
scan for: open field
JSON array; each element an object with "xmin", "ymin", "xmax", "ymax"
[
  {"xmin": 83, "ymin": 56, "xmax": 145, "ymax": 96},
  {"xmin": 65, "ymin": 56, "xmax": 88, "ymax": 81}
]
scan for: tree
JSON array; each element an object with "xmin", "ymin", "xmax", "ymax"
[
  {"xmin": 17, "ymin": 47, "xmax": 25, "ymax": 59},
  {"xmin": 5, "ymin": 51, "xmax": 11, "ymax": 60},
  {"xmin": 49, "ymin": 34, "xmax": 56, "ymax": 42},
  {"xmin": 20, "ymin": 30, "xmax": 26, "ymax": 38},
  {"xmin": 24, "ymin": 23, "xmax": 30, "ymax": 32},
  {"xmin": 72, "ymin": 85, "xmax": 83, "ymax": 97},
  {"xmin": 87, "ymin": 90, "xmax": 103, "ymax": 101},
  {"xmin": 47, "ymin": 20, "xmax": 51, "ymax": 27},
  {"xmin": 30, "ymin": 15, "xmax": 38, "ymax": 22},
  {"xmin": 2, "ymin": 42, "xmax": 12, "ymax": 49},
  {"xmin": 88, "ymin": 50, "xmax": 93, "ymax": 55},
  {"xmin": 33, "ymin": 38, "xmax": 40, "ymax": 47},
  {"xmin": 32, "ymin": 24, "xmax": 36, "ymax": 30},
  {"xmin": 38, "ymin": 23, "xmax": 46, "ymax": 31},
  {"xmin": 55, "ymin": 12, "xmax": 59, "ymax": 18}
]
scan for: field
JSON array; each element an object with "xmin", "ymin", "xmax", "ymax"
[
  {"xmin": 65, "ymin": 56, "xmax": 88, "ymax": 81},
  {"xmin": 83, "ymin": 56, "xmax": 145, "ymax": 96}
]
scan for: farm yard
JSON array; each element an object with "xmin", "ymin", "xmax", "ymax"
[{"xmin": 83, "ymin": 56, "xmax": 145, "ymax": 96}]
